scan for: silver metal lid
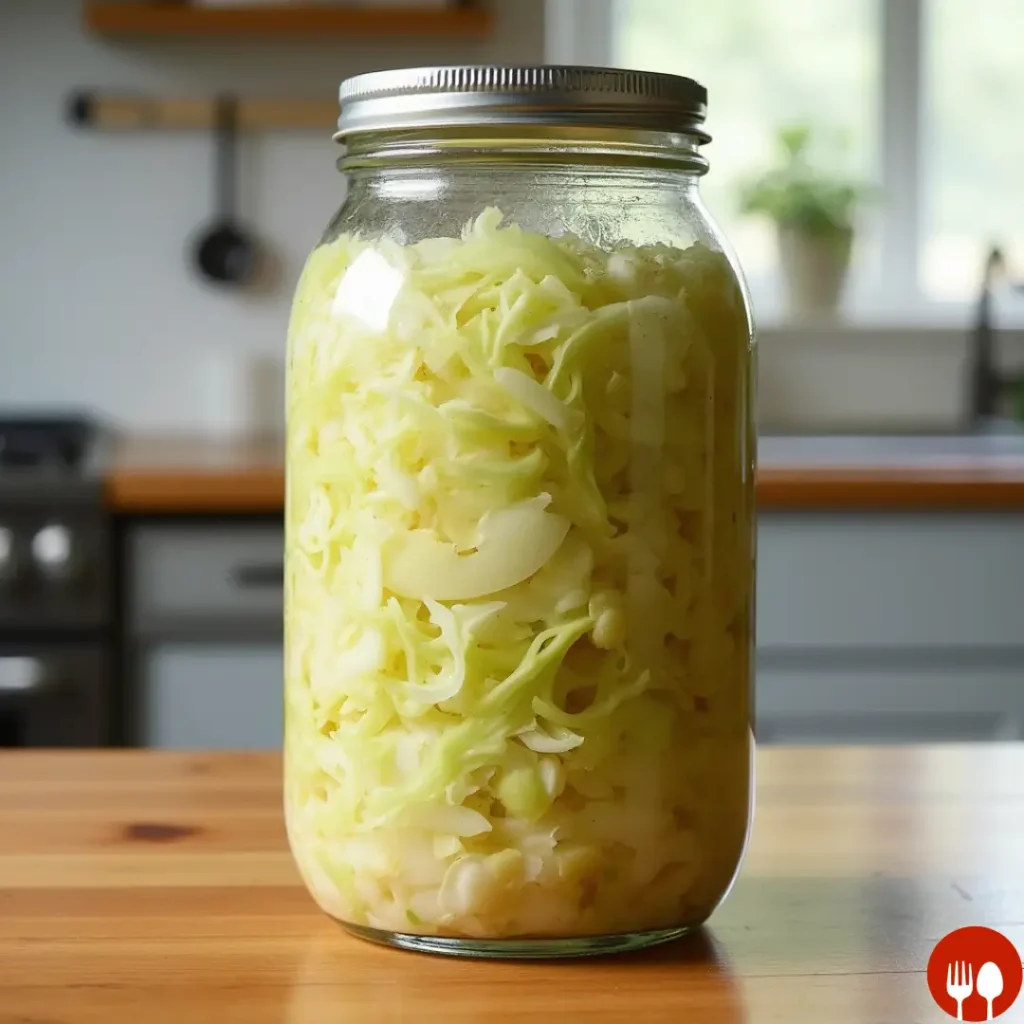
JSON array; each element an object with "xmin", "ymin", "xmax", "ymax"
[{"xmin": 336, "ymin": 65, "xmax": 709, "ymax": 141}]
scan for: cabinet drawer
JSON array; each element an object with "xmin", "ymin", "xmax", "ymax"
[
  {"xmin": 131, "ymin": 524, "xmax": 283, "ymax": 628},
  {"xmin": 142, "ymin": 643, "xmax": 283, "ymax": 750},
  {"xmin": 758, "ymin": 514, "xmax": 1024, "ymax": 649},
  {"xmin": 756, "ymin": 659, "xmax": 1024, "ymax": 745}
]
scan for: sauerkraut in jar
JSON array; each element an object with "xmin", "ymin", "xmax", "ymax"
[{"xmin": 285, "ymin": 66, "xmax": 755, "ymax": 958}]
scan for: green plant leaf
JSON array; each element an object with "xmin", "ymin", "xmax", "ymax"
[
  {"xmin": 778, "ymin": 124, "xmax": 811, "ymax": 159},
  {"xmin": 738, "ymin": 123, "xmax": 874, "ymax": 236}
]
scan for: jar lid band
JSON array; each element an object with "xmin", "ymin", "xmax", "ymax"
[{"xmin": 336, "ymin": 65, "xmax": 709, "ymax": 142}]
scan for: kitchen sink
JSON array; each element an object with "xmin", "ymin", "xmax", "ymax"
[{"xmin": 759, "ymin": 425, "xmax": 1024, "ymax": 467}]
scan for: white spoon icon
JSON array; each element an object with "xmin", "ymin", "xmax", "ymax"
[{"xmin": 977, "ymin": 961, "xmax": 1003, "ymax": 1020}]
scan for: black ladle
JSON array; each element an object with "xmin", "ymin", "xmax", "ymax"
[{"xmin": 193, "ymin": 95, "xmax": 255, "ymax": 285}]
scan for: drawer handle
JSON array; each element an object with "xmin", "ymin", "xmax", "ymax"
[{"xmin": 229, "ymin": 563, "xmax": 284, "ymax": 589}]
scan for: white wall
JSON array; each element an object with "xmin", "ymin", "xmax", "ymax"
[{"xmin": 0, "ymin": 0, "xmax": 545, "ymax": 431}]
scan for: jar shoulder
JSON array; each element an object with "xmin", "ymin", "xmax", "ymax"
[{"xmin": 322, "ymin": 168, "xmax": 730, "ymax": 253}]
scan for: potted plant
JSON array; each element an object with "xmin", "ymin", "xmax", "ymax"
[{"xmin": 740, "ymin": 125, "xmax": 869, "ymax": 319}]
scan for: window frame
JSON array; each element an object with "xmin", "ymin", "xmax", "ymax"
[{"xmin": 544, "ymin": 0, "xmax": 1021, "ymax": 328}]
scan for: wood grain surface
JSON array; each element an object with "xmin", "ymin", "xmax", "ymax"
[
  {"xmin": 107, "ymin": 435, "xmax": 1024, "ymax": 513},
  {"xmin": 2, "ymin": 746, "xmax": 1023, "ymax": 1022}
]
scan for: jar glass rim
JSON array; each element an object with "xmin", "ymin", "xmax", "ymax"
[{"xmin": 338, "ymin": 125, "xmax": 711, "ymax": 175}]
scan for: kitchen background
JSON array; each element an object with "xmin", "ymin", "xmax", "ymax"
[
  {"xmin": 1, "ymin": 0, "xmax": 1023, "ymax": 750},
  {"xmin": 1, "ymin": 0, "xmax": 544, "ymax": 432}
]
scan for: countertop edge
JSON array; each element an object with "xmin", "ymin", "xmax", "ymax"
[{"xmin": 105, "ymin": 437, "xmax": 1024, "ymax": 513}]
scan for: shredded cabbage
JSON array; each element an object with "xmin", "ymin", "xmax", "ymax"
[{"xmin": 285, "ymin": 208, "xmax": 753, "ymax": 938}]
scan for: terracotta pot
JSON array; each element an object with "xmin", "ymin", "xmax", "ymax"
[{"xmin": 777, "ymin": 224, "xmax": 853, "ymax": 319}]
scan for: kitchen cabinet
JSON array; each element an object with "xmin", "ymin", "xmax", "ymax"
[
  {"xmin": 756, "ymin": 512, "xmax": 1024, "ymax": 744},
  {"xmin": 124, "ymin": 512, "xmax": 1024, "ymax": 748},
  {"xmin": 757, "ymin": 513, "xmax": 1024, "ymax": 649},
  {"xmin": 142, "ymin": 643, "xmax": 282, "ymax": 750},
  {"xmin": 131, "ymin": 524, "xmax": 283, "ymax": 631},
  {"xmin": 756, "ymin": 661, "xmax": 1024, "ymax": 744},
  {"xmin": 128, "ymin": 522, "xmax": 283, "ymax": 750}
]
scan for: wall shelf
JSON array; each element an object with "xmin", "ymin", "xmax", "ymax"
[{"xmin": 84, "ymin": 3, "xmax": 494, "ymax": 39}]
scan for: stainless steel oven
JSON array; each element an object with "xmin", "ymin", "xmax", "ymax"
[
  {"xmin": 0, "ymin": 645, "xmax": 108, "ymax": 746},
  {"xmin": 0, "ymin": 417, "xmax": 113, "ymax": 747}
]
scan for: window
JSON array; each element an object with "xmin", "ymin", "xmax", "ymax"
[
  {"xmin": 546, "ymin": 0, "xmax": 1024, "ymax": 320},
  {"xmin": 616, "ymin": 0, "xmax": 877, "ymax": 308},
  {"xmin": 924, "ymin": 0, "xmax": 1024, "ymax": 300}
]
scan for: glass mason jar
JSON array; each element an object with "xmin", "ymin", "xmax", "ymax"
[{"xmin": 285, "ymin": 66, "xmax": 755, "ymax": 958}]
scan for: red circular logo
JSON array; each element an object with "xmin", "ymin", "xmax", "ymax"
[{"xmin": 927, "ymin": 927, "xmax": 1023, "ymax": 1020}]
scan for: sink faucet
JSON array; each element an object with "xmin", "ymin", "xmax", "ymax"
[{"xmin": 968, "ymin": 246, "xmax": 1024, "ymax": 427}]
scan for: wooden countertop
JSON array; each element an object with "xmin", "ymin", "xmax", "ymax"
[
  {"xmin": 107, "ymin": 436, "xmax": 285, "ymax": 513},
  {"xmin": 107, "ymin": 435, "xmax": 1024, "ymax": 513},
  {"xmin": 2, "ymin": 745, "xmax": 1022, "ymax": 1022},
  {"xmin": 757, "ymin": 462, "xmax": 1024, "ymax": 510}
]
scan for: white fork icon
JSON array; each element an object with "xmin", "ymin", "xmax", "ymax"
[{"xmin": 947, "ymin": 960, "xmax": 974, "ymax": 1020}]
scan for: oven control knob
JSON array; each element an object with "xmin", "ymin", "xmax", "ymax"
[
  {"xmin": 0, "ymin": 526, "xmax": 20, "ymax": 590},
  {"xmin": 32, "ymin": 524, "xmax": 80, "ymax": 583}
]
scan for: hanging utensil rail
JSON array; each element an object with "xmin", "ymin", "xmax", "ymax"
[{"xmin": 67, "ymin": 91, "xmax": 338, "ymax": 132}]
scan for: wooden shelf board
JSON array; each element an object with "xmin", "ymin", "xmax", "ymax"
[{"xmin": 84, "ymin": 3, "xmax": 493, "ymax": 38}]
